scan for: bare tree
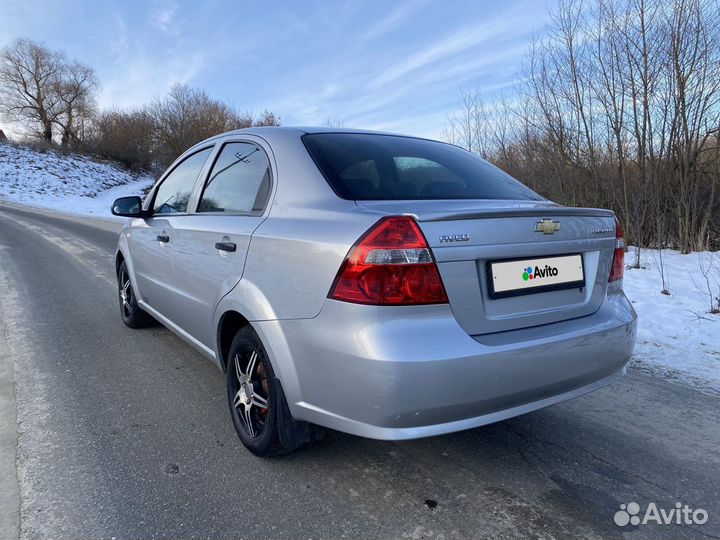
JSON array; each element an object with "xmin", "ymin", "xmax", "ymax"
[
  {"xmin": 150, "ymin": 84, "xmax": 245, "ymax": 165},
  {"xmin": 149, "ymin": 84, "xmax": 281, "ymax": 166},
  {"xmin": 54, "ymin": 60, "xmax": 99, "ymax": 148},
  {"xmin": 0, "ymin": 38, "xmax": 64, "ymax": 142},
  {"xmin": 443, "ymin": 89, "xmax": 489, "ymax": 156},
  {"xmin": 0, "ymin": 38, "xmax": 99, "ymax": 147},
  {"xmin": 253, "ymin": 109, "xmax": 281, "ymax": 127},
  {"xmin": 667, "ymin": 0, "xmax": 720, "ymax": 252},
  {"xmin": 444, "ymin": 0, "xmax": 720, "ymax": 253},
  {"xmin": 690, "ymin": 252, "xmax": 720, "ymax": 313}
]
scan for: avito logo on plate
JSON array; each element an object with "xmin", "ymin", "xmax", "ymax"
[{"xmin": 522, "ymin": 265, "xmax": 559, "ymax": 282}]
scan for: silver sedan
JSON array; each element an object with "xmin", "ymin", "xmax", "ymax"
[{"xmin": 111, "ymin": 127, "xmax": 637, "ymax": 456}]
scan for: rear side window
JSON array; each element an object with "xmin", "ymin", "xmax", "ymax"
[
  {"xmin": 302, "ymin": 133, "xmax": 542, "ymax": 201},
  {"xmin": 198, "ymin": 142, "xmax": 271, "ymax": 214},
  {"xmin": 153, "ymin": 147, "xmax": 213, "ymax": 214}
]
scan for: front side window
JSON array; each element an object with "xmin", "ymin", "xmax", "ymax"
[
  {"xmin": 198, "ymin": 142, "xmax": 271, "ymax": 214},
  {"xmin": 303, "ymin": 133, "xmax": 543, "ymax": 201},
  {"xmin": 153, "ymin": 147, "xmax": 213, "ymax": 214}
]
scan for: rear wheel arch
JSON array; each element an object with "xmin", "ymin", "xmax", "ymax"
[{"xmin": 217, "ymin": 310, "xmax": 251, "ymax": 372}]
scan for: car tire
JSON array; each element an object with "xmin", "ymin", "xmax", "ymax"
[
  {"xmin": 117, "ymin": 261, "xmax": 155, "ymax": 329},
  {"xmin": 226, "ymin": 326, "xmax": 312, "ymax": 457}
]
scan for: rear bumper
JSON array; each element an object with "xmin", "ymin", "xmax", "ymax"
[{"xmin": 254, "ymin": 291, "xmax": 637, "ymax": 440}]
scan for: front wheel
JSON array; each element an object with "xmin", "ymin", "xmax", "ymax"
[
  {"xmin": 226, "ymin": 326, "xmax": 317, "ymax": 457},
  {"xmin": 117, "ymin": 261, "xmax": 155, "ymax": 328}
]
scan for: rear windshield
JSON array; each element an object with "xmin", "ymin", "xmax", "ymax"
[{"xmin": 302, "ymin": 133, "xmax": 542, "ymax": 201}]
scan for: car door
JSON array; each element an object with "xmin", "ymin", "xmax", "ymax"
[
  {"xmin": 166, "ymin": 138, "xmax": 274, "ymax": 348},
  {"xmin": 130, "ymin": 146, "xmax": 214, "ymax": 320}
]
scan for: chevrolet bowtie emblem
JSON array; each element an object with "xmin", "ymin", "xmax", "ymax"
[{"xmin": 534, "ymin": 219, "xmax": 560, "ymax": 234}]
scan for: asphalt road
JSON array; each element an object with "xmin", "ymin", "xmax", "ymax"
[{"xmin": 0, "ymin": 202, "xmax": 719, "ymax": 540}]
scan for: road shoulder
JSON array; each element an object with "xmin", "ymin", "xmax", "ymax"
[
  {"xmin": 0, "ymin": 266, "xmax": 20, "ymax": 540},
  {"xmin": 0, "ymin": 200, "xmax": 123, "ymax": 234}
]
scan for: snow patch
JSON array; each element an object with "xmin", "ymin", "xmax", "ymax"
[
  {"xmin": 625, "ymin": 247, "xmax": 720, "ymax": 393},
  {"xmin": 0, "ymin": 143, "xmax": 153, "ymax": 219}
]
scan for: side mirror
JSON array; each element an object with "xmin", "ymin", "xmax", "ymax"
[{"xmin": 111, "ymin": 196, "xmax": 144, "ymax": 217}]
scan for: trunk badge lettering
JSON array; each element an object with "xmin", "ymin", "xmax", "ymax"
[
  {"xmin": 534, "ymin": 219, "xmax": 560, "ymax": 234},
  {"xmin": 439, "ymin": 234, "xmax": 470, "ymax": 243}
]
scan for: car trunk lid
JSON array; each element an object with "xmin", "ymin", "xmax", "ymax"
[{"xmin": 356, "ymin": 199, "xmax": 617, "ymax": 335}]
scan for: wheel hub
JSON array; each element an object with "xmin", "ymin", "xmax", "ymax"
[
  {"xmin": 119, "ymin": 272, "xmax": 132, "ymax": 313},
  {"xmin": 239, "ymin": 382, "xmax": 253, "ymax": 405},
  {"xmin": 231, "ymin": 350, "xmax": 269, "ymax": 438}
]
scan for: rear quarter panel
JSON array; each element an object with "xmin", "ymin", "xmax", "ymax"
[
  {"xmin": 222, "ymin": 129, "xmax": 379, "ymax": 321},
  {"xmin": 239, "ymin": 207, "xmax": 374, "ymax": 320}
]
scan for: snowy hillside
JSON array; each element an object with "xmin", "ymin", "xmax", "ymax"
[
  {"xmin": 625, "ymin": 248, "xmax": 720, "ymax": 393},
  {"xmin": 0, "ymin": 142, "xmax": 154, "ymax": 218}
]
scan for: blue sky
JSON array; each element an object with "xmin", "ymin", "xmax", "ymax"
[{"xmin": 1, "ymin": 0, "xmax": 554, "ymax": 138}]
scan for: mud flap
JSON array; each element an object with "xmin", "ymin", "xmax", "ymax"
[{"xmin": 274, "ymin": 379, "xmax": 324, "ymax": 450}]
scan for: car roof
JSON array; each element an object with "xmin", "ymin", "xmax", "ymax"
[
  {"xmin": 184, "ymin": 126, "xmax": 443, "ymax": 155},
  {"xmin": 292, "ymin": 126, "xmax": 407, "ymax": 136},
  {"xmin": 193, "ymin": 126, "xmax": 433, "ymax": 148},
  {"xmin": 218, "ymin": 125, "xmax": 408, "ymax": 137}
]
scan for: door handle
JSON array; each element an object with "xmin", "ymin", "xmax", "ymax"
[
  {"xmin": 215, "ymin": 242, "xmax": 237, "ymax": 252},
  {"xmin": 156, "ymin": 234, "xmax": 170, "ymax": 243}
]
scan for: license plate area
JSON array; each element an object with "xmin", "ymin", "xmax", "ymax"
[{"xmin": 487, "ymin": 254, "xmax": 585, "ymax": 299}]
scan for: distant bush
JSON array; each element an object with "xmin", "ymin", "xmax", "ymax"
[
  {"xmin": 90, "ymin": 109, "xmax": 156, "ymax": 171},
  {"xmin": 82, "ymin": 84, "xmax": 282, "ymax": 172}
]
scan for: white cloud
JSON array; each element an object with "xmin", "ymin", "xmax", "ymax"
[
  {"xmin": 358, "ymin": 0, "xmax": 428, "ymax": 43},
  {"xmin": 150, "ymin": 1, "xmax": 179, "ymax": 35},
  {"xmin": 369, "ymin": 5, "xmax": 530, "ymax": 90},
  {"xmin": 98, "ymin": 11, "xmax": 204, "ymax": 110}
]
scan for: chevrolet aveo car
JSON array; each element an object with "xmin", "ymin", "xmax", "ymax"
[{"xmin": 111, "ymin": 127, "xmax": 637, "ymax": 456}]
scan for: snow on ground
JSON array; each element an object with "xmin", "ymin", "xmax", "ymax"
[
  {"xmin": 0, "ymin": 142, "xmax": 153, "ymax": 219},
  {"xmin": 624, "ymin": 247, "xmax": 720, "ymax": 393}
]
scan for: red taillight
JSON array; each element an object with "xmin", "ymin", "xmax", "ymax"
[
  {"xmin": 609, "ymin": 217, "xmax": 625, "ymax": 282},
  {"xmin": 329, "ymin": 216, "xmax": 449, "ymax": 305}
]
